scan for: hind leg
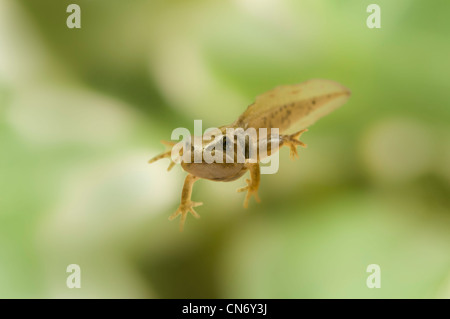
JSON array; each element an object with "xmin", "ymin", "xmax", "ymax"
[{"xmin": 281, "ymin": 129, "xmax": 308, "ymax": 160}]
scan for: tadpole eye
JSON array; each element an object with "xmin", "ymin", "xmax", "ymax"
[
  {"xmin": 245, "ymin": 135, "xmax": 250, "ymax": 159},
  {"xmin": 221, "ymin": 136, "xmax": 235, "ymax": 152},
  {"xmin": 222, "ymin": 136, "xmax": 229, "ymax": 150}
]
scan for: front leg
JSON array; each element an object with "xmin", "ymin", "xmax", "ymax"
[
  {"xmin": 148, "ymin": 140, "xmax": 178, "ymax": 171},
  {"xmin": 237, "ymin": 163, "xmax": 261, "ymax": 208},
  {"xmin": 169, "ymin": 174, "xmax": 203, "ymax": 231}
]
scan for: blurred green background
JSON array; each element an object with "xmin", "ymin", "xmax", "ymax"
[{"xmin": 0, "ymin": 0, "xmax": 449, "ymax": 298}]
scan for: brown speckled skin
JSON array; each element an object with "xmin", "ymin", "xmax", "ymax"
[
  {"xmin": 235, "ymin": 91, "xmax": 349, "ymax": 136},
  {"xmin": 149, "ymin": 79, "xmax": 351, "ymax": 230}
]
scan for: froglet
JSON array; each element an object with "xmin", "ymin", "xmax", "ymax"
[{"xmin": 149, "ymin": 79, "xmax": 351, "ymax": 230}]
